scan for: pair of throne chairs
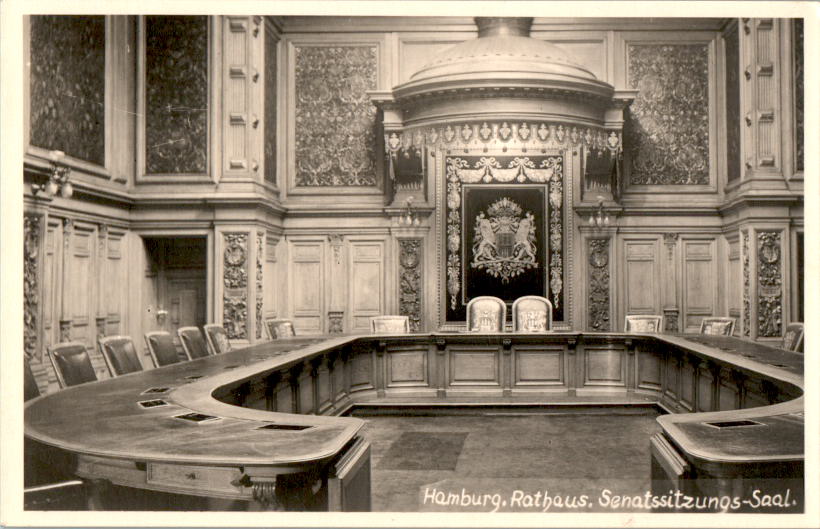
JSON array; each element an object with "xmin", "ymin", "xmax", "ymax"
[{"xmin": 465, "ymin": 295, "xmax": 552, "ymax": 332}]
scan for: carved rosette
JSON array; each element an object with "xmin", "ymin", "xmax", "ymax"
[
  {"xmin": 757, "ymin": 231, "xmax": 782, "ymax": 337},
  {"xmin": 256, "ymin": 233, "xmax": 264, "ymax": 340},
  {"xmin": 387, "ymin": 122, "xmax": 620, "ymax": 158},
  {"xmin": 626, "ymin": 44, "xmax": 710, "ymax": 185},
  {"xmin": 24, "ymin": 215, "xmax": 42, "ymax": 361},
  {"xmin": 294, "ymin": 46, "xmax": 377, "ymax": 186},
  {"xmin": 588, "ymin": 239, "xmax": 610, "ymax": 331},
  {"xmin": 398, "ymin": 239, "xmax": 423, "ymax": 332},
  {"xmin": 445, "ymin": 156, "xmax": 564, "ymax": 312},
  {"xmin": 223, "ymin": 233, "xmax": 248, "ymax": 339},
  {"xmin": 742, "ymin": 231, "xmax": 750, "ymax": 337}
]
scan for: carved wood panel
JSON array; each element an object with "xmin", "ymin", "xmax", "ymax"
[
  {"xmin": 348, "ymin": 241, "xmax": 384, "ymax": 333},
  {"xmin": 449, "ymin": 347, "xmax": 500, "ymax": 387},
  {"xmin": 587, "ymin": 238, "xmax": 610, "ymax": 331},
  {"xmin": 583, "ymin": 345, "xmax": 626, "ymax": 387},
  {"xmin": 24, "ymin": 215, "xmax": 43, "ymax": 362},
  {"xmin": 757, "ymin": 231, "xmax": 783, "ymax": 337},
  {"xmin": 398, "ymin": 239, "xmax": 423, "ymax": 332},
  {"xmin": 623, "ymin": 239, "xmax": 660, "ymax": 316},
  {"xmin": 385, "ymin": 347, "xmax": 428, "ymax": 388},
  {"xmin": 288, "ymin": 241, "xmax": 324, "ymax": 334},
  {"xmin": 512, "ymin": 345, "xmax": 565, "ymax": 387},
  {"xmin": 223, "ymin": 233, "xmax": 248, "ymax": 339},
  {"xmin": 682, "ymin": 239, "xmax": 717, "ymax": 332}
]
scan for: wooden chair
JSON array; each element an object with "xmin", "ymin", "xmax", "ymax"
[
  {"xmin": 265, "ymin": 319, "xmax": 296, "ymax": 340},
  {"xmin": 203, "ymin": 324, "xmax": 232, "ymax": 355},
  {"xmin": 700, "ymin": 317, "xmax": 736, "ymax": 336},
  {"xmin": 624, "ymin": 315, "xmax": 663, "ymax": 333},
  {"xmin": 25, "ymin": 358, "xmax": 42, "ymax": 402},
  {"xmin": 512, "ymin": 296, "xmax": 553, "ymax": 332},
  {"xmin": 466, "ymin": 296, "xmax": 506, "ymax": 332},
  {"xmin": 177, "ymin": 326, "xmax": 211, "ymax": 360},
  {"xmin": 782, "ymin": 322, "xmax": 804, "ymax": 353},
  {"xmin": 370, "ymin": 315, "xmax": 410, "ymax": 334},
  {"xmin": 48, "ymin": 342, "xmax": 98, "ymax": 388},
  {"xmin": 144, "ymin": 331, "xmax": 183, "ymax": 367},
  {"xmin": 98, "ymin": 336, "xmax": 144, "ymax": 377}
]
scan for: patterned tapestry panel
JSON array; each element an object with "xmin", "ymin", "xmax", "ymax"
[
  {"xmin": 29, "ymin": 16, "xmax": 106, "ymax": 166},
  {"xmin": 264, "ymin": 26, "xmax": 278, "ymax": 184},
  {"xmin": 794, "ymin": 18, "xmax": 803, "ymax": 172},
  {"xmin": 145, "ymin": 16, "xmax": 208, "ymax": 175},
  {"xmin": 626, "ymin": 44, "xmax": 710, "ymax": 185},
  {"xmin": 444, "ymin": 156, "xmax": 565, "ymax": 324},
  {"xmin": 294, "ymin": 46, "xmax": 378, "ymax": 187},
  {"xmin": 724, "ymin": 25, "xmax": 741, "ymax": 182}
]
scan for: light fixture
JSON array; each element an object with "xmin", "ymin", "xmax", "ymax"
[
  {"xmin": 398, "ymin": 195, "xmax": 421, "ymax": 226},
  {"xmin": 588, "ymin": 197, "xmax": 610, "ymax": 229},
  {"xmin": 32, "ymin": 150, "xmax": 73, "ymax": 199}
]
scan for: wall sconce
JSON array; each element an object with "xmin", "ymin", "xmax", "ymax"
[
  {"xmin": 398, "ymin": 195, "xmax": 421, "ymax": 226},
  {"xmin": 588, "ymin": 197, "xmax": 611, "ymax": 229},
  {"xmin": 32, "ymin": 150, "xmax": 73, "ymax": 198}
]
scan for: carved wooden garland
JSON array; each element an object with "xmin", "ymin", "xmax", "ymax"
[
  {"xmin": 24, "ymin": 214, "xmax": 42, "ymax": 361},
  {"xmin": 757, "ymin": 231, "xmax": 782, "ymax": 337},
  {"xmin": 742, "ymin": 231, "xmax": 750, "ymax": 337},
  {"xmin": 256, "ymin": 233, "xmax": 264, "ymax": 340},
  {"xmin": 223, "ymin": 233, "xmax": 248, "ymax": 340},
  {"xmin": 398, "ymin": 239, "xmax": 423, "ymax": 332},
  {"xmin": 587, "ymin": 238, "xmax": 610, "ymax": 331}
]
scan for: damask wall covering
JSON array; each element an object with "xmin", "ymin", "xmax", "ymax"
[
  {"xmin": 294, "ymin": 46, "xmax": 378, "ymax": 187},
  {"xmin": 29, "ymin": 16, "xmax": 106, "ymax": 166},
  {"xmin": 264, "ymin": 25, "xmax": 278, "ymax": 185},
  {"xmin": 626, "ymin": 44, "xmax": 710, "ymax": 185},
  {"xmin": 145, "ymin": 16, "xmax": 209, "ymax": 175}
]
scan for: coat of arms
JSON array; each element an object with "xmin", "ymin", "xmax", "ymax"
[{"xmin": 470, "ymin": 197, "xmax": 538, "ymax": 283}]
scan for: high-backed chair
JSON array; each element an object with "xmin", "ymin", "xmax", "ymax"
[
  {"xmin": 466, "ymin": 296, "xmax": 506, "ymax": 332},
  {"xmin": 144, "ymin": 331, "xmax": 183, "ymax": 367},
  {"xmin": 700, "ymin": 317, "xmax": 736, "ymax": 336},
  {"xmin": 782, "ymin": 322, "xmax": 804, "ymax": 353},
  {"xmin": 512, "ymin": 296, "xmax": 553, "ymax": 332},
  {"xmin": 25, "ymin": 359, "xmax": 41, "ymax": 402},
  {"xmin": 370, "ymin": 315, "xmax": 410, "ymax": 334},
  {"xmin": 265, "ymin": 319, "xmax": 296, "ymax": 340},
  {"xmin": 98, "ymin": 336, "xmax": 144, "ymax": 377},
  {"xmin": 177, "ymin": 326, "xmax": 211, "ymax": 360},
  {"xmin": 203, "ymin": 324, "xmax": 232, "ymax": 355},
  {"xmin": 48, "ymin": 342, "xmax": 98, "ymax": 388},
  {"xmin": 624, "ymin": 315, "xmax": 663, "ymax": 333}
]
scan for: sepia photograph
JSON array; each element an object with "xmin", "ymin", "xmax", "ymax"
[{"xmin": 1, "ymin": 0, "xmax": 817, "ymax": 527}]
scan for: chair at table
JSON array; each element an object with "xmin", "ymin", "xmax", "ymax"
[
  {"xmin": 370, "ymin": 315, "xmax": 410, "ymax": 334},
  {"xmin": 177, "ymin": 326, "xmax": 211, "ymax": 360},
  {"xmin": 144, "ymin": 331, "xmax": 183, "ymax": 367},
  {"xmin": 512, "ymin": 296, "xmax": 553, "ymax": 332},
  {"xmin": 48, "ymin": 342, "xmax": 98, "ymax": 388},
  {"xmin": 466, "ymin": 296, "xmax": 506, "ymax": 332},
  {"xmin": 700, "ymin": 317, "xmax": 736, "ymax": 336},
  {"xmin": 624, "ymin": 315, "xmax": 663, "ymax": 333},
  {"xmin": 782, "ymin": 322, "xmax": 804, "ymax": 353},
  {"xmin": 265, "ymin": 319, "xmax": 296, "ymax": 340},
  {"xmin": 203, "ymin": 324, "xmax": 232, "ymax": 355},
  {"xmin": 98, "ymin": 336, "xmax": 144, "ymax": 377}
]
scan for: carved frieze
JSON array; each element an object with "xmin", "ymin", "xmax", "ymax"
[
  {"xmin": 742, "ymin": 230, "xmax": 750, "ymax": 337},
  {"xmin": 588, "ymin": 238, "xmax": 610, "ymax": 331},
  {"xmin": 256, "ymin": 233, "xmax": 264, "ymax": 340},
  {"xmin": 398, "ymin": 239, "xmax": 423, "ymax": 332},
  {"xmin": 387, "ymin": 122, "xmax": 620, "ymax": 158},
  {"xmin": 626, "ymin": 44, "xmax": 710, "ymax": 185},
  {"xmin": 24, "ymin": 215, "xmax": 42, "ymax": 361},
  {"xmin": 223, "ymin": 233, "xmax": 248, "ymax": 339},
  {"xmin": 757, "ymin": 231, "xmax": 782, "ymax": 337},
  {"xmin": 294, "ymin": 46, "xmax": 377, "ymax": 186}
]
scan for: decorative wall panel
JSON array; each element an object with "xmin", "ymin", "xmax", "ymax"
[
  {"xmin": 349, "ymin": 242, "xmax": 384, "ymax": 332},
  {"xmin": 294, "ymin": 45, "xmax": 378, "ymax": 186},
  {"xmin": 587, "ymin": 239, "xmax": 610, "ymax": 331},
  {"xmin": 626, "ymin": 44, "xmax": 710, "ymax": 185},
  {"xmin": 793, "ymin": 19, "xmax": 803, "ymax": 172},
  {"xmin": 256, "ymin": 233, "xmax": 264, "ymax": 340},
  {"xmin": 223, "ymin": 233, "xmax": 248, "ymax": 339},
  {"xmin": 29, "ymin": 16, "xmax": 105, "ymax": 165},
  {"xmin": 444, "ymin": 156, "xmax": 564, "ymax": 324},
  {"xmin": 264, "ymin": 25, "xmax": 278, "ymax": 184},
  {"xmin": 398, "ymin": 239, "xmax": 423, "ymax": 332},
  {"xmin": 724, "ymin": 24, "xmax": 741, "ymax": 182},
  {"xmin": 145, "ymin": 16, "xmax": 208, "ymax": 175},
  {"xmin": 757, "ymin": 231, "xmax": 782, "ymax": 337},
  {"xmin": 24, "ymin": 215, "xmax": 42, "ymax": 361},
  {"xmin": 742, "ymin": 230, "xmax": 750, "ymax": 337}
]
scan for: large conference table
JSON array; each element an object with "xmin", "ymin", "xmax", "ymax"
[{"xmin": 24, "ymin": 331, "xmax": 804, "ymax": 512}]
